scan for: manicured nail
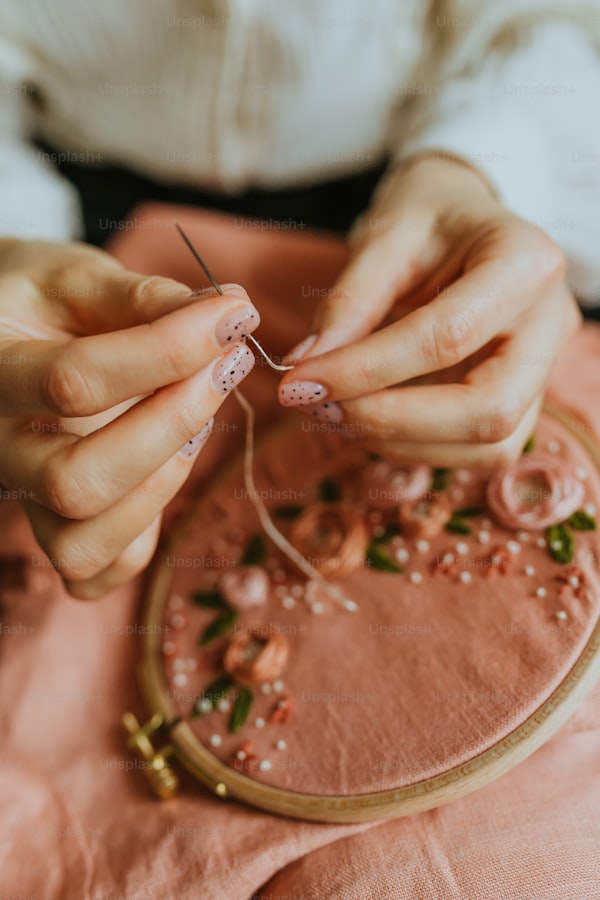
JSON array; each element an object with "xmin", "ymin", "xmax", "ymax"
[
  {"xmin": 212, "ymin": 343, "xmax": 255, "ymax": 393},
  {"xmin": 282, "ymin": 334, "xmax": 318, "ymax": 365},
  {"xmin": 279, "ymin": 381, "xmax": 328, "ymax": 407},
  {"xmin": 299, "ymin": 401, "xmax": 343, "ymax": 424},
  {"xmin": 216, "ymin": 305, "xmax": 260, "ymax": 346},
  {"xmin": 178, "ymin": 418, "xmax": 214, "ymax": 458}
]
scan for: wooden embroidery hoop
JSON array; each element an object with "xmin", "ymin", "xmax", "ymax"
[{"xmin": 125, "ymin": 400, "xmax": 600, "ymax": 824}]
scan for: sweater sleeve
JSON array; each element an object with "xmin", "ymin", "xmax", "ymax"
[
  {"xmin": 0, "ymin": 35, "xmax": 82, "ymax": 242},
  {"xmin": 394, "ymin": 11, "xmax": 600, "ymax": 307}
]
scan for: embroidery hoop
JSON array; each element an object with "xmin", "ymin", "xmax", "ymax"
[{"xmin": 125, "ymin": 400, "xmax": 600, "ymax": 823}]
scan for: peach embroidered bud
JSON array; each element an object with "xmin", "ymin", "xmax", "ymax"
[
  {"xmin": 289, "ymin": 502, "xmax": 368, "ymax": 578},
  {"xmin": 219, "ymin": 566, "xmax": 270, "ymax": 611},
  {"xmin": 398, "ymin": 495, "xmax": 452, "ymax": 538},
  {"xmin": 223, "ymin": 627, "xmax": 289, "ymax": 686},
  {"xmin": 487, "ymin": 456, "xmax": 584, "ymax": 530}
]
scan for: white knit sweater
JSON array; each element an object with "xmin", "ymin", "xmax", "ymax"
[{"xmin": 0, "ymin": 0, "xmax": 599, "ymax": 304}]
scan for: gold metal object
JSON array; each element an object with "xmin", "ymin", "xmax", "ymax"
[{"xmin": 122, "ymin": 711, "xmax": 179, "ymax": 800}]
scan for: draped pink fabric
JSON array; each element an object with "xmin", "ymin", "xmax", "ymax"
[{"xmin": 0, "ymin": 205, "xmax": 598, "ymax": 899}]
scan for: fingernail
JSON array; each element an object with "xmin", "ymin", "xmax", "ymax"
[
  {"xmin": 187, "ymin": 287, "xmax": 219, "ymax": 299},
  {"xmin": 212, "ymin": 343, "xmax": 255, "ymax": 394},
  {"xmin": 216, "ymin": 305, "xmax": 260, "ymax": 346},
  {"xmin": 178, "ymin": 417, "xmax": 214, "ymax": 458},
  {"xmin": 298, "ymin": 401, "xmax": 343, "ymax": 424},
  {"xmin": 279, "ymin": 381, "xmax": 328, "ymax": 407},
  {"xmin": 282, "ymin": 334, "xmax": 318, "ymax": 365}
]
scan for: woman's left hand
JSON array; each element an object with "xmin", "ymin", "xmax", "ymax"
[{"xmin": 278, "ymin": 154, "xmax": 581, "ymax": 469}]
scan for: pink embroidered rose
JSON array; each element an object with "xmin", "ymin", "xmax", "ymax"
[
  {"xmin": 487, "ymin": 456, "xmax": 584, "ymax": 530},
  {"xmin": 360, "ymin": 460, "xmax": 432, "ymax": 509},
  {"xmin": 218, "ymin": 566, "xmax": 270, "ymax": 611}
]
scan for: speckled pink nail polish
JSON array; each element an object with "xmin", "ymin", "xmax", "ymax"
[
  {"xmin": 299, "ymin": 400, "xmax": 343, "ymax": 423},
  {"xmin": 216, "ymin": 306, "xmax": 260, "ymax": 346},
  {"xmin": 279, "ymin": 381, "xmax": 328, "ymax": 407},
  {"xmin": 212, "ymin": 343, "xmax": 255, "ymax": 393},
  {"xmin": 178, "ymin": 417, "xmax": 214, "ymax": 458}
]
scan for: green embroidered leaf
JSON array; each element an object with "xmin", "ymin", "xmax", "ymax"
[
  {"xmin": 272, "ymin": 504, "xmax": 304, "ymax": 519},
  {"xmin": 371, "ymin": 523, "xmax": 402, "ymax": 545},
  {"xmin": 430, "ymin": 468, "xmax": 451, "ymax": 492},
  {"xmin": 240, "ymin": 533, "xmax": 266, "ymax": 566},
  {"xmin": 199, "ymin": 609, "xmax": 238, "ymax": 645},
  {"xmin": 365, "ymin": 543, "xmax": 403, "ymax": 573},
  {"xmin": 546, "ymin": 523, "xmax": 574, "ymax": 564},
  {"xmin": 522, "ymin": 435, "xmax": 536, "ymax": 454},
  {"xmin": 567, "ymin": 509, "xmax": 597, "ymax": 531},
  {"xmin": 229, "ymin": 686, "xmax": 254, "ymax": 734},
  {"xmin": 444, "ymin": 518, "xmax": 472, "ymax": 536},
  {"xmin": 452, "ymin": 506, "xmax": 484, "ymax": 519},
  {"xmin": 318, "ymin": 477, "xmax": 342, "ymax": 502},
  {"xmin": 191, "ymin": 589, "xmax": 228, "ymax": 610},
  {"xmin": 192, "ymin": 675, "xmax": 234, "ymax": 718}
]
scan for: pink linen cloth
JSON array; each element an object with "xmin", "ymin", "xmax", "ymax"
[{"xmin": 0, "ymin": 205, "xmax": 598, "ymax": 899}]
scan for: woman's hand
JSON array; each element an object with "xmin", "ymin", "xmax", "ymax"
[
  {"xmin": 278, "ymin": 155, "xmax": 581, "ymax": 468},
  {"xmin": 0, "ymin": 239, "xmax": 258, "ymax": 598}
]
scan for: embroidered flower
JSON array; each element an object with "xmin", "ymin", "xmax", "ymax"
[
  {"xmin": 557, "ymin": 565, "xmax": 590, "ymax": 602},
  {"xmin": 480, "ymin": 545, "xmax": 513, "ymax": 577},
  {"xmin": 399, "ymin": 494, "xmax": 452, "ymax": 538},
  {"xmin": 289, "ymin": 502, "xmax": 368, "ymax": 578},
  {"xmin": 231, "ymin": 740, "xmax": 258, "ymax": 772},
  {"xmin": 360, "ymin": 460, "xmax": 432, "ymax": 509},
  {"xmin": 218, "ymin": 566, "xmax": 270, "ymax": 611},
  {"xmin": 269, "ymin": 696, "xmax": 295, "ymax": 724},
  {"xmin": 487, "ymin": 456, "xmax": 584, "ymax": 531},
  {"xmin": 223, "ymin": 627, "xmax": 289, "ymax": 686}
]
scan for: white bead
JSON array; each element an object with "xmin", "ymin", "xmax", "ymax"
[
  {"xmin": 276, "ymin": 740, "xmax": 287, "ymax": 750},
  {"xmin": 442, "ymin": 553, "xmax": 455, "ymax": 565},
  {"xmin": 556, "ymin": 610, "xmax": 568, "ymax": 620},
  {"xmin": 169, "ymin": 594, "xmax": 184, "ymax": 610},
  {"xmin": 255, "ymin": 717, "xmax": 265, "ymax": 728},
  {"xmin": 273, "ymin": 680, "xmax": 284, "ymax": 692},
  {"xmin": 259, "ymin": 759, "xmax": 272, "ymax": 771},
  {"xmin": 173, "ymin": 658, "xmax": 186, "ymax": 672},
  {"xmin": 416, "ymin": 540, "xmax": 430, "ymax": 553},
  {"xmin": 525, "ymin": 565, "xmax": 536, "ymax": 577},
  {"xmin": 173, "ymin": 673, "xmax": 187, "ymax": 687},
  {"xmin": 585, "ymin": 504, "xmax": 597, "ymax": 517},
  {"xmin": 569, "ymin": 576, "xmax": 580, "ymax": 588},
  {"xmin": 170, "ymin": 613, "xmax": 186, "ymax": 629},
  {"xmin": 537, "ymin": 538, "xmax": 546, "ymax": 548},
  {"xmin": 395, "ymin": 547, "xmax": 410, "ymax": 563},
  {"xmin": 209, "ymin": 734, "xmax": 222, "ymax": 747},
  {"xmin": 455, "ymin": 470, "xmax": 472, "ymax": 484},
  {"xmin": 517, "ymin": 532, "xmax": 529, "ymax": 542},
  {"xmin": 459, "ymin": 571, "xmax": 472, "ymax": 584},
  {"xmin": 217, "ymin": 699, "xmax": 230, "ymax": 712},
  {"xmin": 261, "ymin": 683, "xmax": 272, "ymax": 695},
  {"xmin": 311, "ymin": 602, "xmax": 324, "ymax": 614},
  {"xmin": 450, "ymin": 487, "xmax": 465, "ymax": 502},
  {"xmin": 548, "ymin": 440, "xmax": 560, "ymax": 454},
  {"xmin": 575, "ymin": 467, "xmax": 588, "ymax": 480},
  {"xmin": 410, "ymin": 572, "xmax": 423, "ymax": 585},
  {"xmin": 185, "ymin": 658, "xmax": 197, "ymax": 672},
  {"xmin": 478, "ymin": 531, "xmax": 490, "ymax": 544},
  {"xmin": 506, "ymin": 541, "xmax": 521, "ymax": 555},
  {"xmin": 281, "ymin": 596, "xmax": 295, "ymax": 609},
  {"xmin": 162, "ymin": 641, "xmax": 176, "ymax": 656},
  {"xmin": 455, "ymin": 542, "xmax": 468, "ymax": 556},
  {"xmin": 236, "ymin": 750, "xmax": 247, "ymax": 760},
  {"xmin": 536, "ymin": 587, "xmax": 547, "ymax": 598}
]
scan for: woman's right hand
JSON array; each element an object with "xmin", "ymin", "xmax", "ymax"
[{"xmin": 0, "ymin": 238, "xmax": 259, "ymax": 598}]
